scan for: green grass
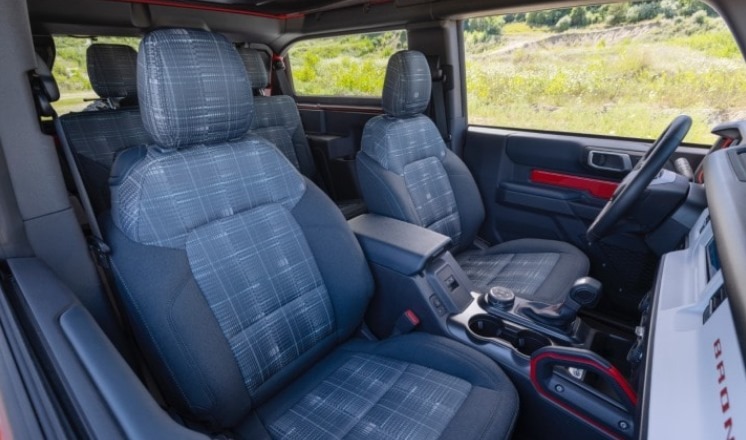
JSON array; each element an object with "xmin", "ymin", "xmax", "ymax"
[
  {"xmin": 49, "ymin": 18, "xmax": 746, "ymax": 146},
  {"xmin": 289, "ymin": 30, "xmax": 406, "ymax": 96},
  {"xmin": 465, "ymin": 19, "xmax": 746, "ymax": 145}
]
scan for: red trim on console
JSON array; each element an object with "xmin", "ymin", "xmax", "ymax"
[
  {"xmin": 530, "ymin": 169, "xmax": 618, "ymax": 200},
  {"xmin": 107, "ymin": 0, "xmax": 305, "ymax": 20},
  {"xmin": 530, "ymin": 351, "xmax": 637, "ymax": 440}
]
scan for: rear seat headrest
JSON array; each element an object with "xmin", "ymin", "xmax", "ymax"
[
  {"xmin": 237, "ymin": 47, "xmax": 269, "ymax": 90},
  {"xmin": 138, "ymin": 28, "xmax": 253, "ymax": 150},
  {"xmin": 87, "ymin": 44, "xmax": 138, "ymax": 100},
  {"xmin": 382, "ymin": 50, "xmax": 431, "ymax": 118}
]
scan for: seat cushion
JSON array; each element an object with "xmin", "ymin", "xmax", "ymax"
[
  {"xmin": 241, "ymin": 333, "xmax": 518, "ymax": 440},
  {"xmin": 457, "ymin": 238, "xmax": 590, "ymax": 304}
]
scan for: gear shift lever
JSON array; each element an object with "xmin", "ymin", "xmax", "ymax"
[{"xmin": 520, "ymin": 277, "xmax": 602, "ymax": 330}]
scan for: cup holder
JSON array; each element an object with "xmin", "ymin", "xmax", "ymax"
[
  {"xmin": 468, "ymin": 315, "xmax": 504, "ymax": 338},
  {"xmin": 514, "ymin": 330, "xmax": 551, "ymax": 356},
  {"xmin": 467, "ymin": 315, "xmax": 551, "ymax": 356}
]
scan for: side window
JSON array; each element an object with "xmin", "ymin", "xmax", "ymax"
[
  {"xmin": 464, "ymin": 0, "xmax": 746, "ymax": 144},
  {"xmin": 52, "ymin": 36, "xmax": 140, "ymax": 115},
  {"xmin": 288, "ymin": 30, "xmax": 407, "ymax": 97}
]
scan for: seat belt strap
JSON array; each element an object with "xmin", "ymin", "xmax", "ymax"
[
  {"xmin": 426, "ymin": 56, "xmax": 451, "ymax": 145},
  {"xmin": 431, "ymin": 78, "xmax": 449, "ymax": 143},
  {"xmin": 272, "ymin": 54, "xmax": 293, "ymax": 97}
]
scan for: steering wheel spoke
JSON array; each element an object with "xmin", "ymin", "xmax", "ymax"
[{"xmin": 587, "ymin": 115, "xmax": 692, "ymax": 242}]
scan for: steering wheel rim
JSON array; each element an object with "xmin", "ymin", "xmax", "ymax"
[{"xmin": 586, "ymin": 115, "xmax": 692, "ymax": 242}]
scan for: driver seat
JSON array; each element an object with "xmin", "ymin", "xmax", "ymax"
[{"xmin": 357, "ymin": 50, "xmax": 589, "ymax": 304}]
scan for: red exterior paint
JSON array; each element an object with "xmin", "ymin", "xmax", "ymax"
[
  {"xmin": 530, "ymin": 169, "xmax": 619, "ymax": 200},
  {"xmin": 107, "ymin": 0, "xmax": 305, "ymax": 20}
]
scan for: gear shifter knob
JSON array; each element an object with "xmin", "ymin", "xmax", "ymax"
[
  {"xmin": 567, "ymin": 277, "xmax": 603, "ymax": 311},
  {"xmin": 520, "ymin": 277, "xmax": 603, "ymax": 330},
  {"xmin": 486, "ymin": 286, "xmax": 515, "ymax": 310}
]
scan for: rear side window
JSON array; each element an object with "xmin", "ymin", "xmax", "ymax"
[
  {"xmin": 52, "ymin": 36, "xmax": 140, "ymax": 115},
  {"xmin": 463, "ymin": 0, "xmax": 746, "ymax": 145},
  {"xmin": 288, "ymin": 30, "xmax": 407, "ymax": 97}
]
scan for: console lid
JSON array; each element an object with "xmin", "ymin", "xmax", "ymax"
[{"xmin": 349, "ymin": 214, "xmax": 452, "ymax": 276}]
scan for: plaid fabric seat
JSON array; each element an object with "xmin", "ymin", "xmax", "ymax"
[
  {"xmin": 358, "ymin": 51, "xmax": 590, "ymax": 304},
  {"xmin": 106, "ymin": 28, "xmax": 519, "ymax": 438}
]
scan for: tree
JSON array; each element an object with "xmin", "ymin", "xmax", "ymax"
[{"xmin": 570, "ymin": 7, "xmax": 588, "ymax": 27}]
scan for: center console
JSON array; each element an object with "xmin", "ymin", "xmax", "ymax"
[{"xmin": 350, "ymin": 213, "xmax": 639, "ymax": 439}]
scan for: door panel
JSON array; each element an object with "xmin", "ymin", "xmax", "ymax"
[{"xmin": 463, "ymin": 126, "xmax": 708, "ymax": 318}]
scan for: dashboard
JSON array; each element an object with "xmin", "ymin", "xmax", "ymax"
[{"xmin": 642, "ymin": 146, "xmax": 746, "ymax": 438}]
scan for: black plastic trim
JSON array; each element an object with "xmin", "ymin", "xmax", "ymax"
[
  {"xmin": 703, "ymin": 147, "xmax": 746, "ymax": 366},
  {"xmin": 349, "ymin": 213, "xmax": 451, "ymax": 276}
]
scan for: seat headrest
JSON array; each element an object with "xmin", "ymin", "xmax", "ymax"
[
  {"xmin": 87, "ymin": 44, "xmax": 138, "ymax": 100},
  {"xmin": 138, "ymin": 28, "xmax": 253, "ymax": 150},
  {"xmin": 237, "ymin": 47, "xmax": 269, "ymax": 89},
  {"xmin": 382, "ymin": 50, "xmax": 431, "ymax": 117}
]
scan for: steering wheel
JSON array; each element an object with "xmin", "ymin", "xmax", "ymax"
[{"xmin": 587, "ymin": 115, "xmax": 692, "ymax": 242}]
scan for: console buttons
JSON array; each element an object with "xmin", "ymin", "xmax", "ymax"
[
  {"xmin": 487, "ymin": 286, "xmax": 515, "ymax": 310},
  {"xmin": 429, "ymin": 295, "xmax": 447, "ymax": 315},
  {"xmin": 445, "ymin": 275, "xmax": 459, "ymax": 291}
]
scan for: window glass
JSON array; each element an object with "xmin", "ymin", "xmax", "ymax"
[
  {"xmin": 52, "ymin": 36, "xmax": 140, "ymax": 115},
  {"xmin": 288, "ymin": 30, "xmax": 407, "ymax": 97},
  {"xmin": 464, "ymin": 1, "xmax": 746, "ymax": 144}
]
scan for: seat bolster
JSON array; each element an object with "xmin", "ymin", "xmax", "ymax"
[
  {"xmin": 104, "ymin": 214, "xmax": 253, "ymax": 429},
  {"xmin": 442, "ymin": 150, "xmax": 485, "ymax": 252},
  {"xmin": 249, "ymin": 333, "xmax": 518, "ymax": 440},
  {"xmin": 357, "ymin": 152, "xmax": 420, "ymax": 224},
  {"xmin": 291, "ymin": 181, "xmax": 374, "ymax": 341}
]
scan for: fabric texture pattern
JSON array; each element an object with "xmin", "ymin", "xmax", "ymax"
[
  {"xmin": 457, "ymin": 252, "xmax": 561, "ymax": 301},
  {"xmin": 111, "ymin": 137, "xmax": 306, "ymax": 248},
  {"xmin": 251, "ymin": 96, "xmax": 311, "ymax": 172},
  {"xmin": 268, "ymin": 354, "xmax": 471, "ymax": 440},
  {"xmin": 87, "ymin": 43, "xmax": 139, "ymax": 99},
  {"xmin": 60, "ymin": 108, "xmax": 151, "ymax": 212},
  {"xmin": 237, "ymin": 47, "xmax": 270, "ymax": 89},
  {"xmin": 361, "ymin": 115, "xmax": 446, "ymax": 175},
  {"xmin": 382, "ymin": 51, "xmax": 432, "ymax": 117},
  {"xmin": 138, "ymin": 28, "xmax": 253, "ymax": 149},
  {"xmin": 61, "ymin": 108, "xmax": 151, "ymax": 167},
  {"xmin": 186, "ymin": 205, "xmax": 334, "ymax": 394},
  {"xmin": 403, "ymin": 156, "xmax": 462, "ymax": 243}
]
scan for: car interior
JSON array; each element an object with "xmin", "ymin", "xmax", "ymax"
[{"xmin": 0, "ymin": 0, "xmax": 745, "ymax": 439}]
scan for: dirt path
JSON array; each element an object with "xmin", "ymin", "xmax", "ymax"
[{"xmin": 494, "ymin": 22, "xmax": 664, "ymax": 55}]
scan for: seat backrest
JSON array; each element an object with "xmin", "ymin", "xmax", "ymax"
[
  {"xmin": 86, "ymin": 43, "xmax": 139, "ymax": 109},
  {"xmin": 59, "ymin": 44, "xmax": 150, "ymax": 213},
  {"xmin": 60, "ymin": 109, "xmax": 150, "ymax": 213},
  {"xmin": 357, "ymin": 50, "xmax": 485, "ymax": 252},
  {"xmin": 107, "ymin": 28, "xmax": 373, "ymax": 430},
  {"xmin": 237, "ymin": 47, "xmax": 318, "ymax": 180}
]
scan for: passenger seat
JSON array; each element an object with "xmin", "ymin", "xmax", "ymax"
[
  {"xmin": 59, "ymin": 44, "xmax": 150, "ymax": 213},
  {"xmin": 107, "ymin": 28, "xmax": 519, "ymax": 438},
  {"xmin": 237, "ymin": 47, "xmax": 367, "ymax": 219}
]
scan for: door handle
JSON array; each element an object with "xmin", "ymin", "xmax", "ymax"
[{"xmin": 587, "ymin": 150, "xmax": 632, "ymax": 172}]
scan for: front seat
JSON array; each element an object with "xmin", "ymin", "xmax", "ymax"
[
  {"xmin": 106, "ymin": 28, "xmax": 518, "ymax": 438},
  {"xmin": 357, "ymin": 50, "xmax": 589, "ymax": 304}
]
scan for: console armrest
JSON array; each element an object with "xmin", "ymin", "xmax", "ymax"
[{"xmin": 349, "ymin": 214, "xmax": 452, "ymax": 276}]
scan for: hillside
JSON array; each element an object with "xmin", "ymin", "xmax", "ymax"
[
  {"xmin": 465, "ymin": 16, "xmax": 746, "ymax": 144},
  {"xmin": 49, "ymin": 0, "xmax": 746, "ymax": 144}
]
